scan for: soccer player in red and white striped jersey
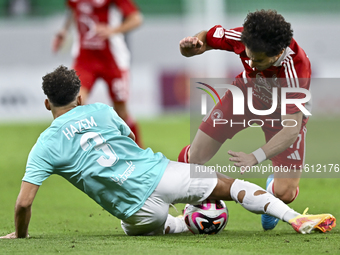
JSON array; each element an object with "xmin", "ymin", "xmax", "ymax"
[
  {"xmin": 179, "ymin": 10, "xmax": 311, "ymax": 230},
  {"xmin": 52, "ymin": 0, "xmax": 143, "ymax": 147}
]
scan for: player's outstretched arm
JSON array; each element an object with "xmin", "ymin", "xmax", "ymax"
[
  {"xmin": 229, "ymin": 112, "xmax": 303, "ymax": 168},
  {"xmin": 0, "ymin": 181, "xmax": 39, "ymax": 239},
  {"xmin": 258, "ymin": 112, "xmax": 303, "ymax": 161},
  {"xmin": 179, "ymin": 30, "xmax": 213, "ymax": 57}
]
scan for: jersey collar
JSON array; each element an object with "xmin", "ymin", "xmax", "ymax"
[{"xmin": 272, "ymin": 47, "xmax": 295, "ymax": 67}]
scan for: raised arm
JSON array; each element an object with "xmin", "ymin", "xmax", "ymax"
[
  {"xmin": 260, "ymin": 112, "xmax": 303, "ymax": 160},
  {"xmin": 179, "ymin": 30, "xmax": 213, "ymax": 57},
  {"xmin": 0, "ymin": 181, "xmax": 39, "ymax": 239}
]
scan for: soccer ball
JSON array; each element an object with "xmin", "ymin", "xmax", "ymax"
[{"xmin": 184, "ymin": 199, "xmax": 228, "ymax": 235}]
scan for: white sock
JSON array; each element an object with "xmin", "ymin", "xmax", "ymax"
[
  {"xmin": 164, "ymin": 214, "xmax": 189, "ymax": 234},
  {"xmin": 282, "ymin": 209, "xmax": 301, "ymax": 222},
  {"xmin": 230, "ymin": 179, "xmax": 299, "ymax": 221}
]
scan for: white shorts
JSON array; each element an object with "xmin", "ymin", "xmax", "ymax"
[{"xmin": 121, "ymin": 161, "xmax": 218, "ymax": 235}]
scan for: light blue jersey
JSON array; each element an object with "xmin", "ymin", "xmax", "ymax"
[{"xmin": 23, "ymin": 103, "xmax": 169, "ymax": 220}]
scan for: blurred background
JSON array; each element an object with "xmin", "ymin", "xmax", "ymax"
[{"xmin": 0, "ymin": 0, "xmax": 339, "ymax": 122}]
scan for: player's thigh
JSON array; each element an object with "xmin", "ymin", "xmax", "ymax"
[
  {"xmin": 190, "ymin": 129, "xmax": 223, "ymax": 164},
  {"xmin": 73, "ymin": 59, "xmax": 97, "ymax": 92},
  {"xmin": 121, "ymin": 194, "xmax": 169, "ymax": 236},
  {"xmin": 155, "ymin": 161, "xmax": 218, "ymax": 205},
  {"xmin": 121, "ymin": 161, "xmax": 218, "ymax": 235},
  {"xmin": 199, "ymin": 89, "xmax": 251, "ymax": 143},
  {"xmin": 104, "ymin": 68, "xmax": 129, "ymax": 102}
]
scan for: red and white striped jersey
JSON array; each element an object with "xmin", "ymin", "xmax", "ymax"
[
  {"xmin": 109, "ymin": 6, "xmax": 131, "ymax": 70},
  {"xmin": 206, "ymin": 25, "xmax": 312, "ymax": 115},
  {"xmin": 67, "ymin": 0, "xmax": 138, "ymax": 52}
]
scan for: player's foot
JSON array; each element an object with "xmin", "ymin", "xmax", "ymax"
[
  {"xmin": 289, "ymin": 208, "xmax": 336, "ymax": 234},
  {"xmin": 176, "ymin": 215, "xmax": 190, "ymax": 233},
  {"xmin": 261, "ymin": 174, "xmax": 279, "ymax": 230}
]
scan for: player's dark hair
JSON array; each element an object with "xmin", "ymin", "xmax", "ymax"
[
  {"xmin": 42, "ymin": 65, "xmax": 81, "ymax": 107},
  {"xmin": 241, "ymin": 9, "xmax": 293, "ymax": 57}
]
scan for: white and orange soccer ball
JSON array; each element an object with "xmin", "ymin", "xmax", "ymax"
[{"xmin": 184, "ymin": 199, "xmax": 229, "ymax": 235}]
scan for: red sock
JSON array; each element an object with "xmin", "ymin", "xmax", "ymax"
[{"xmin": 178, "ymin": 145, "xmax": 190, "ymax": 163}]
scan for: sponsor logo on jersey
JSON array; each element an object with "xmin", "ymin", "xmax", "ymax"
[
  {"xmin": 256, "ymin": 73, "xmax": 271, "ymax": 90},
  {"xmin": 110, "ymin": 161, "xmax": 135, "ymax": 186}
]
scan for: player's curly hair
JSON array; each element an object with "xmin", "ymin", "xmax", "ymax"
[
  {"xmin": 42, "ymin": 65, "xmax": 81, "ymax": 107},
  {"xmin": 241, "ymin": 10, "xmax": 293, "ymax": 57}
]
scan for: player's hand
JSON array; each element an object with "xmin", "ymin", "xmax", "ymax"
[
  {"xmin": 0, "ymin": 232, "xmax": 17, "ymax": 239},
  {"xmin": 52, "ymin": 30, "xmax": 67, "ymax": 53},
  {"xmin": 95, "ymin": 23, "xmax": 114, "ymax": 39},
  {"xmin": 179, "ymin": 36, "xmax": 204, "ymax": 56},
  {"xmin": 228, "ymin": 150, "xmax": 258, "ymax": 174},
  {"xmin": 179, "ymin": 36, "xmax": 203, "ymax": 49}
]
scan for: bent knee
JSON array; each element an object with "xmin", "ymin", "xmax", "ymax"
[{"xmin": 274, "ymin": 186, "xmax": 298, "ymax": 204}]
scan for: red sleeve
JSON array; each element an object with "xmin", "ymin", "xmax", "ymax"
[
  {"xmin": 284, "ymin": 79, "xmax": 311, "ymax": 115},
  {"xmin": 281, "ymin": 39, "xmax": 312, "ymax": 115},
  {"xmin": 206, "ymin": 26, "xmax": 245, "ymax": 54},
  {"xmin": 113, "ymin": 0, "xmax": 139, "ymax": 17}
]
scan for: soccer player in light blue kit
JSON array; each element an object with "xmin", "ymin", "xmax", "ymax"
[{"xmin": 0, "ymin": 66, "xmax": 335, "ymax": 239}]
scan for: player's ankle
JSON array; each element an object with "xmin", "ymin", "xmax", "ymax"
[{"xmin": 282, "ymin": 209, "xmax": 300, "ymax": 222}]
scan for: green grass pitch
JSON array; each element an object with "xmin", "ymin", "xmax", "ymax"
[{"xmin": 0, "ymin": 115, "xmax": 339, "ymax": 254}]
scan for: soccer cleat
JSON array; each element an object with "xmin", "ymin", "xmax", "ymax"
[
  {"xmin": 289, "ymin": 208, "xmax": 336, "ymax": 234},
  {"xmin": 261, "ymin": 174, "xmax": 279, "ymax": 230}
]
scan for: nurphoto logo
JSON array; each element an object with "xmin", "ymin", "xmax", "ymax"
[{"xmin": 196, "ymin": 82, "xmax": 311, "ymax": 128}]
